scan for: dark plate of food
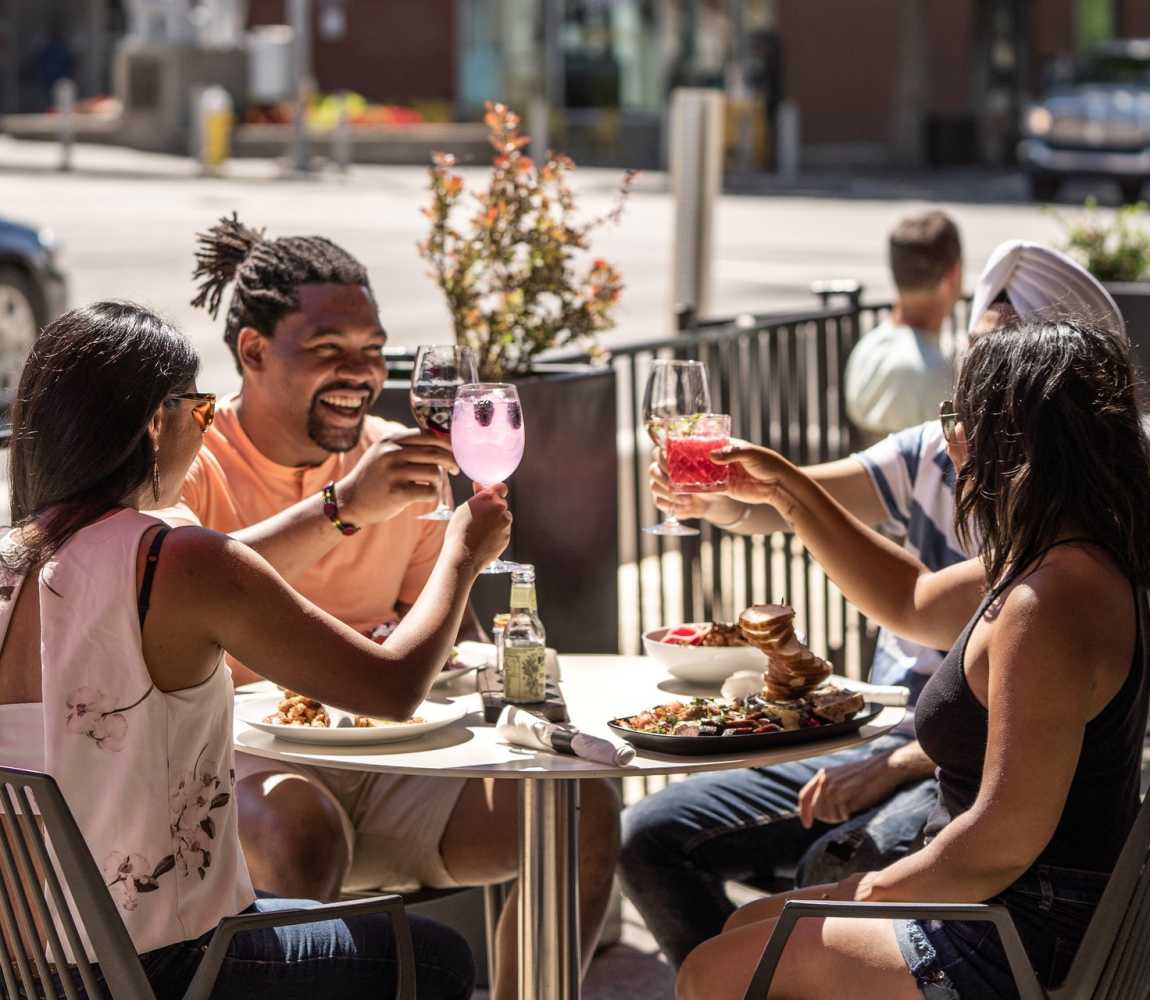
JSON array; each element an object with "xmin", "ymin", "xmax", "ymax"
[{"xmin": 609, "ymin": 687, "xmax": 882, "ymax": 756}]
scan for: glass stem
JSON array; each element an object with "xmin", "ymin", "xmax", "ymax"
[{"xmin": 437, "ymin": 466, "xmax": 451, "ymax": 511}]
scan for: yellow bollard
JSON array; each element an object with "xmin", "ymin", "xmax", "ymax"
[{"xmin": 198, "ymin": 86, "xmax": 233, "ymax": 175}]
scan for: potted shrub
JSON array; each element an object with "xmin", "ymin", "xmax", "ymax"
[
  {"xmin": 1054, "ymin": 197, "xmax": 1150, "ymax": 366},
  {"xmin": 372, "ymin": 104, "xmax": 635, "ymax": 652}
]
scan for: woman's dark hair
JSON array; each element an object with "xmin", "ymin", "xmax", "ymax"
[
  {"xmin": 190, "ymin": 213, "xmax": 370, "ymax": 372},
  {"xmin": 954, "ymin": 320, "xmax": 1150, "ymax": 585},
  {"xmin": 7, "ymin": 301, "xmax": 198, "ymax": 568}
]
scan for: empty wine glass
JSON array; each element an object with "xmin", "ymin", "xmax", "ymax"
[
  {"xmin": 409, "ymin": 345, "xmax": 479, "ymax": 520},
  {"xmin": 452, "ymin": 383, "xmax": 524, "ymax": 574},
  {"xmin": 642, "ymin": 359, "xmax": 711, "ymax": 536}
]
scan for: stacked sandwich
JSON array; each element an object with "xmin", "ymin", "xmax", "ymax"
[{"xmin": 738, "ymin": 604, "xmax": 833, "ymax": 701}]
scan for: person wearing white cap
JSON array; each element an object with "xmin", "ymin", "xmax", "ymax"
[
  {"xmin": 623, "ymin": 239, "xmax": 1129, "ymax": 970},
  {"xmin": 967, "ymin": 239, "xmax": 1126, "ymax": 340}
]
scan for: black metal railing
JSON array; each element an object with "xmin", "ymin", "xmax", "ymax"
[{"xmin": 381, "ymin": 290, "xmax": 971, "ymax": 671}]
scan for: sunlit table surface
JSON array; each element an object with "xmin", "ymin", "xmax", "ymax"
[
  {"xmin": 233, "ymin": 654, "xmax": 904, "ymax": 779},
  {"xmin": 233, "ymin": 655, "xmax": 902, "ymax": 1000}
]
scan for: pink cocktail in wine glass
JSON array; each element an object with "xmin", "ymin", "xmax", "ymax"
[
  {"xmin": 452, "ymin": 383, "xmax": 524, "ymax": 574},
  {"xmin": 666, "ymin": 413, "xmax": 731, "ymax": 493}
]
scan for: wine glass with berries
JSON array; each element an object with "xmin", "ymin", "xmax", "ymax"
[
  {"xmin": 410, "ymin": 345, "xmax": 479, "ymax": 521},
  {"xmin": 451, "ymin": 383, "xmax": 524, "ymax": 574},
  {"xmin": 642, "ymin": 359, "xmax": 711, "ymax": 536}
]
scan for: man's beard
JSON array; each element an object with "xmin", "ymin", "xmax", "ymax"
[{"xmin": 307, "ymin": 381, "xmax": 375, "ymax": 453}]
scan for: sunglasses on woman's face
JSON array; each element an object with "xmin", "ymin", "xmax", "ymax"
[
  {"xmin": 167, "ymin": 392, "xmax": 216, "ymax": 432},
  {"xmin": 939, "ymin": 399, "xmax": 958, "ymax": 444}
]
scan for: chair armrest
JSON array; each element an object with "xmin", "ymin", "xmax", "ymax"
[
  {"xmin": 182, "ymin": 895, "xmax": 416, "ymax": 1000},
  {"xmin": 743, "ymin": 900, "xmax": 1045, "ymax": 1000}
]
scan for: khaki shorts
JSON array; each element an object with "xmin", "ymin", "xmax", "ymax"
[{"xmin": 235, "ymin": 751, "xmax": 469, "ymax": 893}]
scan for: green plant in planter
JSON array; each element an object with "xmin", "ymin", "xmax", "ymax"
[
  {"xmin": 419, "ymin": 102, "xmax": 635, "ymax": 381},
  {"xmin": 1052, "ymin": 196, "xmax": 1150, "ymax": 283}
]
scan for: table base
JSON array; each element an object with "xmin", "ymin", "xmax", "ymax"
[{"xmin": 518, "ymin": 779, "xmax": 581, "ymax": 1000}]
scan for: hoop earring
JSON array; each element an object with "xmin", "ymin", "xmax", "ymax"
[{"xmin": 152, "ymin": 453, "xmax": 161, "ymax": 503}]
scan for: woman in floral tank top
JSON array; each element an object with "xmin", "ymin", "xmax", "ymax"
[{"xmin": 0, "ymin": 302, "xmax": 512, "ymax": 998}]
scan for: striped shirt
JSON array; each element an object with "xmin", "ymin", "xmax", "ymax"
[{"xmin": 853, "ymin": 420, "xmax": 974, "ymax": 704}]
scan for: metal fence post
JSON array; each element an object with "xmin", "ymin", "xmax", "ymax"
[
  {"xmin": 669, "ymin": 87, "xmax": 724, "ymax": 331},
  {"xmin": 53, "ymin": 78, "xmax": 76, "ymax": 173}
]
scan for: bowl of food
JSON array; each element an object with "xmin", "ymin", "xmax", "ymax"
[{"xmin": 643, "ymin": 622, "xmax": 768, "ymax": 684}]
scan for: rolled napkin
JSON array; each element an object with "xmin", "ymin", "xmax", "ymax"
[{"xmin": 496, "ymin": 705, "xmax": 636, "ymax": 767}]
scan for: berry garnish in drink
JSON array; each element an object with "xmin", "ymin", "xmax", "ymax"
[
  {"xmin": 474, "ymin": 398, "xmax": 495, "ymax": 427},
  {"xmin": 508, "ymin": 401, "xmax": 522, "ymax": 430}
]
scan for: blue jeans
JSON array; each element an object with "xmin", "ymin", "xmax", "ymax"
[
  {"xmin": 41, "ymin": 895, "xmax": 475, "ymax": 1000},
  {"xmin": 619, "ymin": 733, "xmax": 937, "ymax": 967},
  {"xmin": 895, "ymin": 863, "xmax": 1109, "ymax": 999}
]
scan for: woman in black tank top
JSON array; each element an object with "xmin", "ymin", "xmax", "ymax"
[{"xmin": 677, "ymin": 321, "xmax": 1150, "ymax": 1000}]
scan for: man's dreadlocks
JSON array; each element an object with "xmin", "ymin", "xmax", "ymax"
[{"xmin": 190, "ymin": 213, "xmax": 371, "ymax": 372}]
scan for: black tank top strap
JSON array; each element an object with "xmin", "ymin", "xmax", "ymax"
[
  {"xmin": 987, "ymin": 536, "xmax": 1111, "ymax": 605},
  {"xmin": 137, "ymin": 527, "xmax": 171, "ymax": 629}
]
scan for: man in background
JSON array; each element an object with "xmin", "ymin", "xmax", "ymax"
[{"xmin": 845, "ymin": 210, "xmax": 964, "ymax": 438}]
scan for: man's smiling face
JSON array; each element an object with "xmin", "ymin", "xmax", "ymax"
[{"xmin": 249, "ymin": 282, "xmax": 388, "ymax": 453}]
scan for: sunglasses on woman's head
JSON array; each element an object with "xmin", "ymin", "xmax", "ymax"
[
  {"xmin": 167, "ymin": 392, "xmax": 216, "ymax": 431},
  {"xmin": 939, "ymin": 399, "xmax": 958, "ymax": 444}
]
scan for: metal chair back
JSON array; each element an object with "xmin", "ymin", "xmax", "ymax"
[
  {"xmin": 1053, "ymin": 789, "xmax": 1150, "ymax": 1000},
  {"xmin": 0, "ymin": 765, "xmax": 156, "ymax": 999}
]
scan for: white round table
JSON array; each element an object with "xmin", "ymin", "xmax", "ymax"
[{"xmin": 234, "ymin": 654, "xmax": 904, "ymax": 1000}]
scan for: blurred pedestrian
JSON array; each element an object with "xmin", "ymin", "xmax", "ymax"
[{"xmin": 844, "ymin": 210, "xmax": 963, "ymax": 438}]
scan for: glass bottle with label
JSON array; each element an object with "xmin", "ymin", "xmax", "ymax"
[{"xmin": 503, "ymin": 565, "xmax": 547, "ymax": 704}]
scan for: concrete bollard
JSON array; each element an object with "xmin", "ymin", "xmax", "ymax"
[
  {"xmin": 669, "ymin": 87, "xmax": 725, "ymax": 329},
  {"xmin": 53, "ymin": 78, "xmax": 76, "ymax": 173},
  {"xmin": 197, "ymin": 85, "xmax": 234, "ymax": 175},
  {"xmin": 777, "ymin": 99, "xmax": 800, "ymax": 180},
  {"xmin": 332, "ymin": 97, "xmax": 352, "ymax": 175}
]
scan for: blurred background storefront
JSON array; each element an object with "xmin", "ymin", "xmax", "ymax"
[{"xmin": 2, "ymin": 0, "xmax": 1150, "ymax": 170}]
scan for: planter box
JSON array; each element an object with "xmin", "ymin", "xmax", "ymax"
[
  {"xmin": 372, "ymin": 364, "xmax": 619, "ymax": 653},
  {"xmin": 1108, "ymin": 283, "xmax": 1150, "ymax": 375}
]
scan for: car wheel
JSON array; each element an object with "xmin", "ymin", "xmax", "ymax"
[
  {"xmin": 0, "ymin": 267, "xmax": 40, "ymax": 413},
  {"xmin": 1119, "ymin": 178, "xmax": 1145, "ymax": 204},
  {"xmin": 1028, "ymin": 175, "xmax": 1061, "ymax": 202}
]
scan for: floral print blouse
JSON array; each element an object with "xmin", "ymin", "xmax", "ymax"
[{"xmin": 5, "ymin": 509, "xmax": 255, "ymax": 960}]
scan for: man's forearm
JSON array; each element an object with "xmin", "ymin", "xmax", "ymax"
[
  {"xmin": 887, "ymin": 739, "xmax": 936, "ymax": 782},
  {"xmin": 231, "ymin": 488, "xmax": 346, "ymax": 579}
]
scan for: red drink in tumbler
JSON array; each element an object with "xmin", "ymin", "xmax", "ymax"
[{"xmin": 666, "ymin": 414, "xmax": 731, "ymax": 493}]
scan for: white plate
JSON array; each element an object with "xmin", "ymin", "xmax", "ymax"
[
  {"xmin": 433, "ymin": 641, "xmax": 496, "ymax": 688},
  {"xmin": 643, "ymin": 624, "xmax": 767, "ymax": 685},
  {"xmin": 236, "ymin": 694, "xmax": 468, "ymax": 746}
]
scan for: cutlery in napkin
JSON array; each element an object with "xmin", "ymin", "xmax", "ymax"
[{"xmin": 496, "ymin": 706, "xmax": 635, "ymax": 767}]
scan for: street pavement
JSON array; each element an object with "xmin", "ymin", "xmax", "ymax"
[{"xmin": 0, "ymin": 136, "xmax": 1089, "ymax": 401}]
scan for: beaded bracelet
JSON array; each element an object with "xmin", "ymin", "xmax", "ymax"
[{"xmin": 322, "ymin": 481, "xmax": 361, "ymax": 536}]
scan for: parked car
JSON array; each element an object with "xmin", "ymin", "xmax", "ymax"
[
  {"xmin": 1019, "ymin": 38, "xmax": 1150, "ymax": 203},
  {"xmin": 0, "ymin": 216, "xmax": 68, "ymax": 418}
]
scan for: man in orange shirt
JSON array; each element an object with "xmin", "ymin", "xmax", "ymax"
[{"xmin": 165, "ymin": 215, "xmax": 619, "ymax": 998}]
